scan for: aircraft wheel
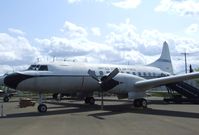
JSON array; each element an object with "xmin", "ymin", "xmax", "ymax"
[
  {"xmin": 38, "ymin": 104, "xmax": 47, "ymax": 113},
  {"xmin": 134, "ymin": 98, "xmax": 147, "ymax": 108},
  {"xmin": 89, "ymin": 97, "xmax": 95, "ymax": 105},
  {"xmin": 3, "ymin": 96, "xmax": 9, "ymax": 102},
  {"xmin": 85, "ymin": 97, "xmax": 95, "ymax": 105},
  {"xmin": 140, "ymin": 98, "xmax": 147, "ymax": 108}
]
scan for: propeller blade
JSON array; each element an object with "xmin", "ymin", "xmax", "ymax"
[
  {"xmin": 88, "ymin": 68, "xmax": 119, "ymax": 110},
  {"xmin": 102, "ymin": 68, "xmax": 119, "ymax": 84},
  {"xmin": 88, "ymin": 69, "xmax": 99, "ymax": 82}
]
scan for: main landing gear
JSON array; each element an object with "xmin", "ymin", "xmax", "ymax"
[
  {"xmin": 37, "ymin": 93, "xmax": 47, "ymax": 113},
  {"xmin": 133, "ymin": 98, "xmax": 148, "ymax": 108},
  {"xmin": 84, "ymin": 97, "xmax": 95, "ymax": 105},
  {"xmin": 52, "ymin": 93, "xmax": 63, "ymax": 101}
]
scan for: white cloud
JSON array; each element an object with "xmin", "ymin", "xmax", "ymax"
[
  {"xmin": 35, "ymin": 36, "xmax": 115, "ymax": 59},
  {"xmin": 105, "ymin": 19, "xmax": 199, "ymax": 72},
  {"xmin": 112, "ymin": 0, "xmax": 141, "ymax": 9},
  {"xmin": 66, "ymin": 0, "xmax": 141, "ymax": 9},
  {"xmin": 35, "ymin": 21, "xmax": 116, "ymax": 61},
  {"xmin": 61, "ymin": 21, "xmax": 88, "ymax": 38},
  {"xmin": 155, "ymin": 0, "xmax": 199, "ymax": 16},
  {"xmin": 2, "ymin": 20, "xmax": 199, "ymax": 74},
  {"xmin": 36, "ymin": 20, "xmax": 199, "ymax": 73},
  {"xmin": 8, "ymin": 28, "xmax": 26, "ymax": 36},
  {"xmin": 67, "ymin": 0, "xmax": 81, "ymax": 4},
  {"xmin": 0, "ymin": 32, "xmax": 41, "ymax": 66},
  {"xmin": 185, "ymin": 24, "xmax": 199, "ymax": 34},
  {"xmin": 91, "ymin": 27, "xmax": 101, "ymax": 36},
  {"xmin": 106, "ymin": 19, "xmax": 140, "ymax": 51}
]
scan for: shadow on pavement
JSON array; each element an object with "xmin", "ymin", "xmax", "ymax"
[{"xmin": 3, "ymin": 100, "xmax": 199, "ymax": 120}]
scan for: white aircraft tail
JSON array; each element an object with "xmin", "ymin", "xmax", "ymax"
[{"xmin": 148, "ymin": 41, "xmax": 173, "ymax": 74}]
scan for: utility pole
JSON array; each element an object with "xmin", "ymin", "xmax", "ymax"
[{"xmin": 181, "ymin": 52, "xmax": 188, "ymax": 74}]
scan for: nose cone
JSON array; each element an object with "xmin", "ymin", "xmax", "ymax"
[{"xmin": 4, "ymin": 73, "xmax": 33, "ymax": 89}]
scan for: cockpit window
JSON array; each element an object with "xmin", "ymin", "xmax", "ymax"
[
  {"xmin": 27, "ymin": 65, "xmax": 48, "ymax": 71},
  {"xmin": 28, "ymin": 65, "xmax": 37, "ymax": 70},
  {"xmin": 39, "ymin": 65, "xmax": 48, "ymax": 71}
]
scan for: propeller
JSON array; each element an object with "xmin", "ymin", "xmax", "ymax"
[{"xmin": 88, "ymin": 68, "xmax": 119, "ymax": 110}]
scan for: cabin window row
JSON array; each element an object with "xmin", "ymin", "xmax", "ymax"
[{"xmin": 99, "ymin": 71, "xmax": 168, "ymax": 77}]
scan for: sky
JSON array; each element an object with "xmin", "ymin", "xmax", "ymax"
[{"xmin": 0, "ymin": 0, "xmax": 199, "ymax": 74}]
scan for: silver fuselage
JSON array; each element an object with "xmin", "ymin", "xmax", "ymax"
[{"xmin": 10, "ymin": 62, "xmax": 169, "ymax": 95}]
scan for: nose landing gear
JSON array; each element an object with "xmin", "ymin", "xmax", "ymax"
[
  {"xmin": 85, "ymin": 97, "xmax": 95, "ymax": 105},
  {"xmin": 37, "ymin": 93, "xmax": 47, "ymax": 113}
]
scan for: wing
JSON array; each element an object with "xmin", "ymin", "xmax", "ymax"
[{"xmin": 134, "ymin": 72, "xmax": 199, "ymax": 90}]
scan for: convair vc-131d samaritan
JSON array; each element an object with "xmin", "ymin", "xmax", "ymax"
[{"xmin": 2, "ymin": 41, "xmax": 199, "ymax": 112}]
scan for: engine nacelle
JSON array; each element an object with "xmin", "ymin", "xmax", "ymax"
[{"xmin": 109, "ymin": 73, "xmax": 145, "ymax": 94}]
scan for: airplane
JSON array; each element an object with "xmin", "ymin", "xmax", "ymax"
[{"xmin": 2, "ymin": 41, "xmax": 199, "ymax": 113}]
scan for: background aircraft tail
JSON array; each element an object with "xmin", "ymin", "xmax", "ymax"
[{"xmin": 148, "ymin": 41, "xmax": 173, "ymax": 74}]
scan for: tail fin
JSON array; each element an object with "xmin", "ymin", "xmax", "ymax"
[{"xmin": 148, "ymin": 41, "xmax": 173, "ymax": 74}]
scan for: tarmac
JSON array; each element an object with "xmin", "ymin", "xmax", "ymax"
[{"xmin": 0, "ymin": 96, "xmax": 199, "ymax": 135}]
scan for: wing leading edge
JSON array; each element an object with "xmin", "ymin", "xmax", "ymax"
[{"xmin": 134, "ymin": 72, "xmax": 199, "ymax": 91}]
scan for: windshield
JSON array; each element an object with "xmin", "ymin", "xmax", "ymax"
[{"xmin": 27, "ymin": 65, "xmax": 48, "ymax": 71}]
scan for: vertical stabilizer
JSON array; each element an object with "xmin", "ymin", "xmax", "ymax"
[{"xmin": 148, "ymin": 41, "xmax": 173, "ymax": 74}]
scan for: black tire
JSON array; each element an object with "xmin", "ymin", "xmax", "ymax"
[
  {"xmin": 85, "ymin": 97, "xmax": 90, "ymax": 104},
  {"xmin": 141, "ymin": 99, "xmax": 147, "ymax": 108},
  {"xmin": 134, "ymin": 99, "xmax": 147, "ymax": 108},
  {"xmin": 3, "ymin": 96, "xmax": 9, "ymax": 102},
  {"xmin": 89, "ymin": 97, "xmax": 95, "ymax": 105},
  {"xmin": 85, "ymin": 97, "xmax": 95, "ymax": 105},
  {"xmin": 38, "ymin": 104, "xmax": 47, "ymax": 113}
]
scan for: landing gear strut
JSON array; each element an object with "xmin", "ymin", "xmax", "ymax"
[
  {"xmin": 52, "ymin": 93, "xmax": 58, "ymax": 100},
  {"xmin": 85, "ymin": 97, "xmax": 95, "ymax": 105},
  {"xmin": 52, "ymin": 93, "xmax": 63, "ymax": 101},
  {"xmin": 134, "ymin": 98, "xmax": 147, "ymax": 108},
  {"xmin": 38, "ymin": 104, "xmax": 47, "ymax": 113},
  {"xmin": 38, "ymin": 93, "xmax": 47, "ymax": 113}
]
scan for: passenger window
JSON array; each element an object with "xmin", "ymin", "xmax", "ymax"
[
  {"xmin": 148, "ymin": 73, "xmax": 151, "ymax": 76},
  {"xmin": 99, "ymin": 71, "xmax": 104, "ymax": 76},
  {"xmin": 138, "ymin": 72, "xmax": 141, "ymax": 76},
  {"xmin": 153, "ymin": 73, "xmax": 156, "ymax": 76},
  {"xmin": 132, "ymin": 72, "xmax": 136, "ymax": 75},
  {"xmin": 143, "ymin": 72, "xmax": 146, "ymax": 76}
]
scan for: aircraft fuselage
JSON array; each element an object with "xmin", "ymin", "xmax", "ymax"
[{"xmin": 4, "ymin": 62, "xmax": 169, "ymax": 94}]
